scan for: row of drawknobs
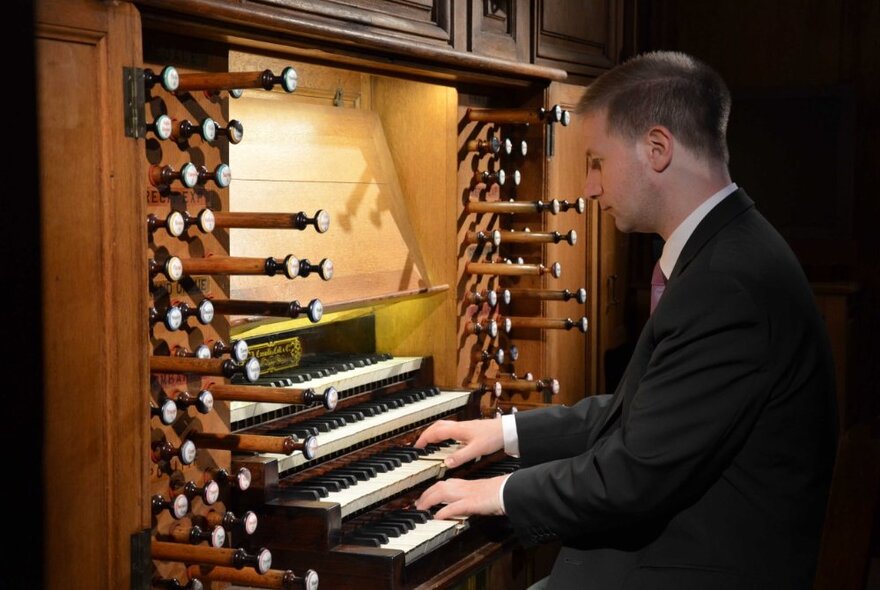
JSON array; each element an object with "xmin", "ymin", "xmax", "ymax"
[
  {"xmin": 461, "ymin": 104, "xmax": 586, "ymax": 409},
  {"xmin": 145, "ymin": 65, "xmax": 320, "ymax": 590}
]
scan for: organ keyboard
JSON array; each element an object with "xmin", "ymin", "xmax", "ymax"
[{"xmin": 223, "ymin": 349, "xmax": 519, "ymax": 589}]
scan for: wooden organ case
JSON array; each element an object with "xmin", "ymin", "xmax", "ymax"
[{"xmin": 36, "ymin": 1, "xmax": 619, "ymax": 588}]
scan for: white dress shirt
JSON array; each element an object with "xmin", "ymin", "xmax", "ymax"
[{"xmin": 496, "ymin": 182, "xmax": 739, "ymax": 513}]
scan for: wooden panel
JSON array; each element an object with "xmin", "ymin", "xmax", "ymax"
[
  {"xmin": 36, "ymin": 1, "xmax": 147, "ymax": 588},
  {"xmin": 227, "ymin": 88, "xmax": 431, "ymax": 307},
  {"xmin": 467, "ymin": 0, "xmax": 529, "ymax": 62},
  {"xmin": 371, "ymin": 77, "xmax": 460, "ymax": 385},
  {"xmin": 257, "ymin": 0, "xmax": 451, "ymax": 44},
  {"xmin": 137, "ymin": 0, "xmax": 568, "ymax": 87},
  {"xmin": 533, "ymin": 0, "xmax": 622, "ymax": 78}
]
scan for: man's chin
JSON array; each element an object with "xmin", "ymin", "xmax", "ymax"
[{"xmin": 612, "ymin": 217, "xmax": 635, "ymax": 234}]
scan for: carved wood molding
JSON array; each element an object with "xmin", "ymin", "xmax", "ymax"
[{"xmin": 133, "ymin": 0, "xmax": 566, "ymax": 85}]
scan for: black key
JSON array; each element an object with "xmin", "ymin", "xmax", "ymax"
[
  {"xmin": 372, "ymin": 454, "xmax": 403, "ymax": 468},
  {"xmin": 385, "ymin": 448, "xmax": 420, "ymax": 462},
  {"xmin": 333, "ymin": 468, "xmax": 372, "ymax": 481},
  {"xmin": 307, "ymin": 478, "xmax": 342, "ymax": 492},
  {"xmin": 382, "ymin": 517, "xmax": 416, "ymax": 531},
  {"xmin": 322, "ymin": 473, "xmax": 357, "ymax": 486},
  {"xmin": 353, "ymin": 530, "xmax": 389, "ymax": 544},
  {"xmin": 352, "ymin": 460, "xmax": 388, "ymax": 473},
  {"xmin": 348, "ymin": 534, "xmax": 382, "ymax": 547},
  {"xmin": 386, "ymin": 509, "xmax": 430, "ymax": 524},
  {"xmin": 334, "ymin": 410, "xmax": 365, "ymax": 422},
  {"xmin": 361, "ymin": 524, "xmax": 403, "ymax": 538},
  {"xmin": 281, "ymin": 489, "xmax": 322, "ymax": 501}
]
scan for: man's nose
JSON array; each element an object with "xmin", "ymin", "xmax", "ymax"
[{"xmin": 584, "ymin": 173, "xmax": 602, "ymax": 200}]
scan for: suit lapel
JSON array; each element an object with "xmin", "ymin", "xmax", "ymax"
[{"xmin": 595, "ymin": 189, "xmax": 756, "ymax": 436}]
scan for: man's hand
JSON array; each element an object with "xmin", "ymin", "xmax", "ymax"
[
  {"xmin": 414, "ymin": 418, "xmax": 504, "ymax": 468},
  {"xmin": 415, "ymin": 475, "xmax": 507, "ymax": 519}
]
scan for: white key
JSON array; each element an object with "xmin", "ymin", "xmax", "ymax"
[{"xmin": 381, "ymin": 518, "xmax": 469, "ymax": 564}]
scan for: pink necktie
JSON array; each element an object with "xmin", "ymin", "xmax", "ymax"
[{"xmin": 650, "ymin": 261, "xmax": 667, "ymax": 315}]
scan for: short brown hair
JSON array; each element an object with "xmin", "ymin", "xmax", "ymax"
[{"xmin": 579, "ymin": 51, "xmax": 731, "ymax": 163}]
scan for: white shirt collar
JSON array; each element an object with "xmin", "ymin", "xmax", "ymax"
[{"xmin": 658, "ymin": 182, "xmax": 738, "ymax": 278}]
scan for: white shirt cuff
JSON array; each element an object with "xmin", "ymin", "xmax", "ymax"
[
  {"xmin": 501, "ymin": 413, "xmax": 520, "ymax": 457},
  {"xmin": 498, "ymin": 472, "xmax": 513, "ymax": 514}
]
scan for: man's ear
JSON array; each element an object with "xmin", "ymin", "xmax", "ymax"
[{"xmin": 645, "ymin": 125, "xmax": 673, "ymax": 172}]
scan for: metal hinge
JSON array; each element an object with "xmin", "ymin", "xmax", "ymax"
[
  {"xmin": 130, "ymin": 528, "xmax": 151, "ymax": 590},
  {"xmin": 123, "ymin": 66, "xmax": 146, "ymax": 138}
]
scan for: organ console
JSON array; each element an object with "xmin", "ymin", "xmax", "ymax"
[
  {"xmin": 150, "ymin": 542, "xmax": 273, "ymax": 575},
  {"xmin": 186, "ymin": 564, "xmax": 319, "ymax": 590},
  {"xmin": 465, "ymin": 260, "xmax": 562, "ymax": 278},
  {"xmin": 38, "ymin": 1, "xmax": 600, "ymax": 584},
  {"xmin": 209, "ymin": 298, "xmax": 324, "ymax": 323},
  {"xmin": 465, "ymin": 104, "xmax": 571, "ymax": 126},
  {"xmin": 506, "ymin": 287, "xmax": 588, "ymax": 304},
  {"xmin": 170, "ymin": 117, "xmax": 217, "ymax": 143},
  {"xmin": 150, "ymin": 355, "xmax": 261, "ymax": 382},
  {"xmin": 503, "ymin": 316, "xmax": 589, "ymax": 333}
]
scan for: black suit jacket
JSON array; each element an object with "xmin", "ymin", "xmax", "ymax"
[{"xmin": 503, "ymin": 190, "xmax": 838, "ymax": 589}]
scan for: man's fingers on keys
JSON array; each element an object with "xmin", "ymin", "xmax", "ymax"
[
  {"xmin": 415, "ymin": 480, "xmax": 449, "ymax": 511},
  {"xmin": 443, "ymin": 446, "xmax": 480, "ymax": 468},
  {"xmin": 414, "ymin": 420, "xmax": 457, "ymax": 448}
]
